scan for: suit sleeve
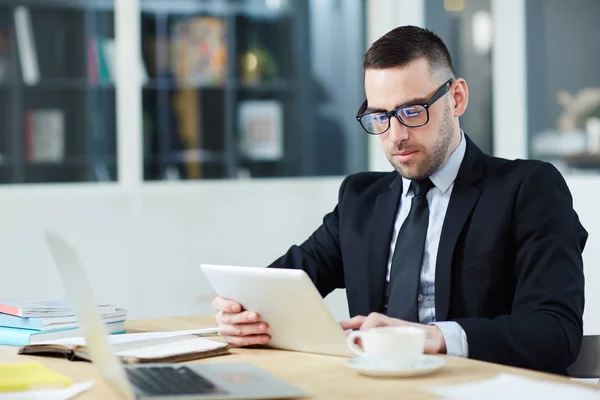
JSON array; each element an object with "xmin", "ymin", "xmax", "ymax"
[
  {"xmin": 455, "ymin": 162, "xmax": 587, "ymax": 374},
  {"xmin": 267, "ymin": 176, "xmax": 350, "ymax": 298}
]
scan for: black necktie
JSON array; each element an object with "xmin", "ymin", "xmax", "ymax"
[{"xmin": 385, "ymin": 178, "xmax": 434, "ymax": 321}]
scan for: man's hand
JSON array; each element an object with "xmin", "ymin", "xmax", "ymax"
[
  {"xmin": 211, "ymin": 296, "xmax": 271, "ymax": 347},
  {"xmin": 340, "ymin": 312, "xmax": 447, "ymax": 354}
]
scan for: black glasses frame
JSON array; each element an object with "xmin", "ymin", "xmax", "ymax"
[{"xmin": 355, "ymin": 78, "xmax": 456, "ymax": 135}]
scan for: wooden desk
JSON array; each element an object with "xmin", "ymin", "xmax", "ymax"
[{"xmin": 0, "ymin": 315, "xmax": 596, "ymax": 399}]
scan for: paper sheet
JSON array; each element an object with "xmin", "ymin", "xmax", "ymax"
[
  {"xmin": 39, "ymin": 327, "xmax": 220, "ymax": 346},
  {"xmin": 0, "ymin": 381, "xmax": 93, "ymax": 400},
  {"xmin": 429, "ymin": 373, "xmax": 600, "ymax": 400}
]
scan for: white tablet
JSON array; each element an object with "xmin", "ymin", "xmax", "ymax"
[{"xmin": 201, "ymin": 264, "xmax": 352, "ymax": 357}]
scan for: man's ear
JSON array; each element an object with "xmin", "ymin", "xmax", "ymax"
[{"xmin": 451, "ymin": 78, "xmax": 469, "ymax": 118}]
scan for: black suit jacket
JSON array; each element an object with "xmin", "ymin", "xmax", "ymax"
[{"xmin": 269, "ymin": 136, "xmax": 588, "ymax": 375}]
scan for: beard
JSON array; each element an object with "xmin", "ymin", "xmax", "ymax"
[{"xmin": 386, "ymin": 105, "xmax": 454, "ymax": 180}]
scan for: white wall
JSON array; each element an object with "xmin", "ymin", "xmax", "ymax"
[
  {"xmin": 0, "ymin": 178, "xmax": 349, "ymax": 321},
  {"xmin": 565, "ymin": 178, "xmax": 600, "ymax": 334}
]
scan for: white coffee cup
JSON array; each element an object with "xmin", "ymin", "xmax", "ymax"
[{"xmin": 346, "ymin": 326, "xmax": 426, "ymax": 368}]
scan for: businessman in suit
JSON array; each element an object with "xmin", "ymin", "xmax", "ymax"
[{"xmin": 211, "ymin": 26, "xmax": 587, "ymax": 375}]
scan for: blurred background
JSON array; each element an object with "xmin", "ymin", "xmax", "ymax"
[{"xmin": 0, "ymin": 0, "xmax": 598, "ymax": 333}]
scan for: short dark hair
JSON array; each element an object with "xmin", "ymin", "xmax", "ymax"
[{"xmin": 363, "ymin": 25, "xmax": 455, "ymax": 79}]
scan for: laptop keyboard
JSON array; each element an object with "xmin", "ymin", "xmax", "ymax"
[{"xmin": 126, "ymin": 366, "xmax": 224, "ymax": 396}]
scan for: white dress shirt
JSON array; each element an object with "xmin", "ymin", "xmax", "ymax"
[{"xmin": 385, "ymin": 131, "xmax": 469, "ymax": 357}]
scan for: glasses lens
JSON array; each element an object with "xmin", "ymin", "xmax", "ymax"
[
  {"xmin": 360, "ymin": 113, "xmax": 389, "ymax": 134},
  {"xmin": 397, "ymin": 105, "xmax": 427, "ymax": 127}
]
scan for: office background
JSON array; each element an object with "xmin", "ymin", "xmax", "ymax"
[{"xmin": 0, "ymin": 0, "xmax": 598, "ymax": 335}]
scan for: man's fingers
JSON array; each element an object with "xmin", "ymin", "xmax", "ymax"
[
  {"xmin": 359, "ymin": 312, "xmax": 390, "ymax": 330},
  {"xmin": 217, "ymin": 310, "xmax": 260, "ymax": 324},
  {"xmin": 212, "ymin": 297, "xmax": 242, "ymax": 313},
  {"xmin": 340, "ymin": 315, "xmax": 366, "ymax": 330},
  {"xmin": 340, "ymin": 313, "xmax": 414, "ymax": 331},
  {"xmin": 222, "ymin": 334, "xmax": 271, "ymax": 347},
  {"xmin": 218, "ymin": 322, "xmax": 269, "ymax": 337}
]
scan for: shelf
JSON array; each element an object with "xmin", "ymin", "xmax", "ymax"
[
  {"xmin": 237, "ymin": 79, "xmax": 296, "ymax": 91},
  {"xmin": 4, "ymin": 0, "xmax": 115, "ymax": 12},
  {"xmin": 8, "ymin": 154, "xmax": 117, "ymax": 167},
  {"xmin": 6, "ymin": 0, "xmax": 292, "ymax": 18},
  {"xmin": 141, "ymin": 0, "xmax": 291, "ymax": 18},
  {"xmin": 234, "ymin": 3, "xmax": 293, "ymax": 20},
  {"xmin": 143, "ymin": 80, "xmax": 225, "ymax": 91},
  {"xmin": 24, "ymin": 160, "xmax": 115, "ymax": 167},
  {"xmin": 18, "ymin": 79, "xmax": 113, "ymax": 90},
  {"xmin": 142, "ymin": 79, "xmax": 295, "ymax": 91},
  {"xmin": 4, "ymin": 78, "xmax": 295, "ymax": 91},
  {"xmin": 150, "ymin": 149, "xmax": 227, "ymax": 164},
  {"xmin": 141, "ymin": 0, "xmax": 232, "ymax": 15}
]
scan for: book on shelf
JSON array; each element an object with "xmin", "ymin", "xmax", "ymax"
[
  {"xmin": 0, "ymin": 10, "xmax": 10, "ymax": 84},
  {"xmin": 0, "ymin": 308, "xmax": 127, "ymax": 332},
  {"xmin": 172, "ymin": 88, "xmax": 202, "ymax": 179},
  {"xmin": 87, "ymin": 36, "xmax": 148, "ymax": 85},
  {"xmin": 23, "ymin": 109, "xmax": 65, "ymax": 163},
  {"xmin": 100, "ymin": 37, "xmax": 148, "ymax": 84},
  {"xmin": 0, "ymin": 298, "xmax": 116, "ymax": 318},
  {"xmin": 87, "ymin": 37, "xmax": 99, "ymax": 84},
  {"xmin": 238, "ymin": 100, "xmax": 284, "ymax": 161},
  {"xmin": 0, "ymin": 321, "xmax": 125, "ymax": 347},
  {"xmin": 13, "ymin": 6, "xmax": 39, "ymax": 86},
  {"xmin": 170, "ymin": 16, "xmax": 227, "ymax": 85}
]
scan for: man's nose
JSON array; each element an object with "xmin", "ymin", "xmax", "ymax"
[{"xmin": 387, "ymin": 116, "xmax": 409, "ymax": 144}]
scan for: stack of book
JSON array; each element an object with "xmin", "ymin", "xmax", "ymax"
[{"xmin": 0, "ymin": 298, "xmax": 127, "ymax": 346}]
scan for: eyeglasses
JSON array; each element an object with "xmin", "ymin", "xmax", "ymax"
[{"xmin": 355, "ymin": 78, "xmax": 455, "ymax": 135}]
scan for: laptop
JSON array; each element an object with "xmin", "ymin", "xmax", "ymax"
[
  {"xmin": 43, "ymin": 230, "xmax": 309, "ymax": 400},
  {"xmin": 201, "ymin": 264, "xmax": 352, "ymax": 358}
]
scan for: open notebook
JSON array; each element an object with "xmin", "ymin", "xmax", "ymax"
[{"xmin": 18, "ymin": 328, "xmax": 229, "ymax": 364}]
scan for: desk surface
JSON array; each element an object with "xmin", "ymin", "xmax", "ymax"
[{"xmin": 0, "ymin": 315, "xmax": 595, "ymax": 399}]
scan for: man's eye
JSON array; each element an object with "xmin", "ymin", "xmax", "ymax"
[
  {"xmin": 401, "ymin": 107, "xmax": 423, "ymax": 118},
  {"xmin": 373, "ymin": 114, "xmax": 389, "ymax": 123}
]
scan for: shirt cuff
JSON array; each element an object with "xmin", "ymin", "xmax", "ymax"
[{"xmin": 432, "ymin": 321, "xmax": 469, "ymax": 357}]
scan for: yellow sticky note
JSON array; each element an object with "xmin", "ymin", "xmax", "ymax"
[{"xmin": 0, "ymin": 362, "xmax": 72, "ymax": 392}]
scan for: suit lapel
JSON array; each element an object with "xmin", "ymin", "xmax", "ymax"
[
  {"xmin": 435, "ymin": 136, "xmax": 484, "ymax": 321},
  {"xmin": 366, "ymin": 174, "xmax": 402, "ymax": 314}
]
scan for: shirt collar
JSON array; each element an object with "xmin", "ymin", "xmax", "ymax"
[{"xmin": 402, "ymin": 130, "xmax": 466, "ymax": 196}]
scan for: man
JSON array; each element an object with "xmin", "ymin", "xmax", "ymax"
[{"xmin": 211, "ymin": 26, "xmax": 587, "ymax": 375}]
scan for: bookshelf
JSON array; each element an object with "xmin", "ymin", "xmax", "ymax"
[
  {"xmin": 0, "ymin": 0, "xmax": 363, "ymax": 183},
  {"xmin": 0, "ymin": 0, "xmax": 116, "ymax": 183},
  {"xmin": 141, "ymin": 0, "xmax": 314, "ymax": 180},
  {"xmin": 0, "ymin": 0, "xmax": 312, "ymax": 183}
]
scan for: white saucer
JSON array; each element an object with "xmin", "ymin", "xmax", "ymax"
[{"xmin": 345, "ymin": 355, "xmax": 445, "ymax": 378}]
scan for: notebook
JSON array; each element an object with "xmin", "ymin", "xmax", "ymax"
[
  {"xmin": 0, "ymin": 308, "xmax": 127, "ymax": 331},
  {"xmin": 19, "ymin": 333, "xmax": 229, "ymax": 364},
  {"xmin": 0, "ymin": 298, "xmax": 115, "ymax": 318},
  {"xmin": 0, "ymin": 321, "xmax": 125, "ymax": 346},
  {"xmin": 0, "ymin": 362, "xmax": 71, "ymax": 392}
]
